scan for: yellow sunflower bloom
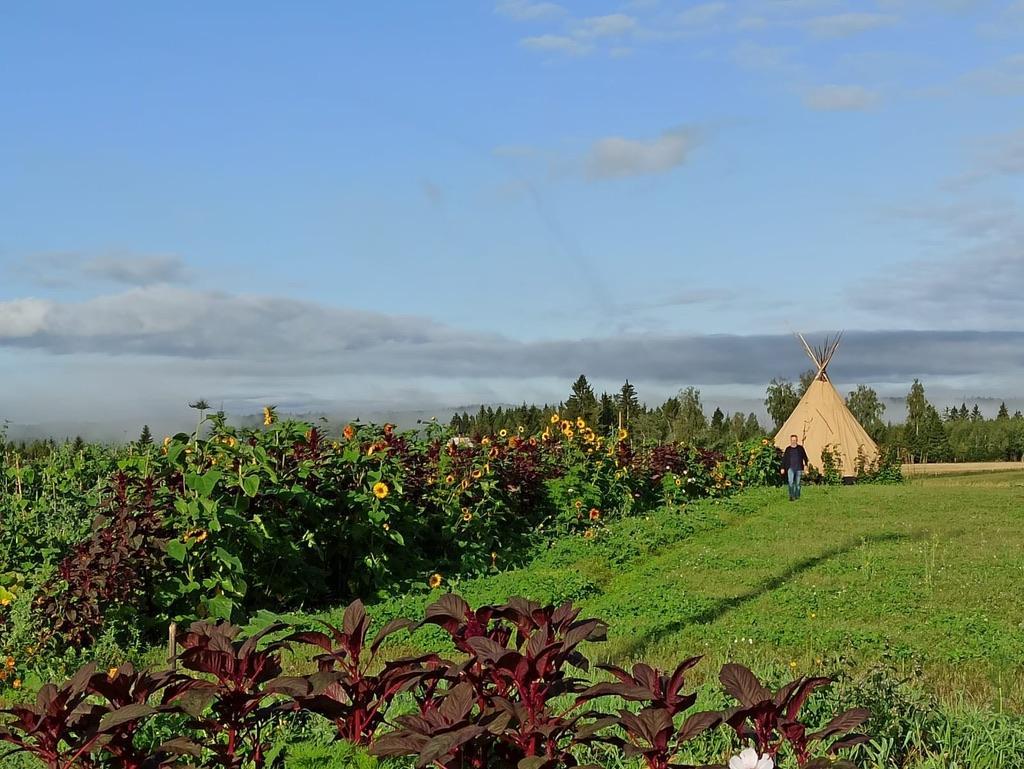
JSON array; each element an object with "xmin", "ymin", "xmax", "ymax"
[
  {"xmin": 373, "ymin": 481, "xmax": 390, "ymax": 499},
  {"xmin": 428, "ymin": 573, "xmax": 443, "ymax": 589},
  {"xmin": 471, "ymin": 469, "xmax": 482, "ymax": 479},
  {"xmin": 499, "ymin": 429, "xmax": 508, "ymax": 437},
  {"xmin": 550, "ymin": 413, "xmax": 560, "ymax": 424},
  {"xmin": 618, "ymin": 428, "xmax": 629, "ymax": 441},
  {"xmin": 576, "ymin": 417, "xmax": 585, "ymax": 428},
  {"xmin": 263, "ymin": 406, "xmax": 276, "ymax": 426}
]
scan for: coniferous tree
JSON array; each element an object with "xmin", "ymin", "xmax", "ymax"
[
  {"xmin": 564, "ymin": 375, "xmax": 599, "ymax": 424},
  {"xmin": 597, "ymin": 393, "xmax": 616, "ymax": 432},
  {"xmin": 710, "ymin": 407, "xmax": 725, "ymax": 432},
  {"xmin": 615, "ymin": 380, "xmax": 641, "ymax": 430},
  {"xmin": 997, "ymin": 402, "xmax": 1009, "ymax": 420},
  {"xmin": 138, "ymin": 425, "xmax": 153, "ymax": 446},
  {"xmin": 971, "ymin": 404, "xmax": 983, "ymax": 422}
]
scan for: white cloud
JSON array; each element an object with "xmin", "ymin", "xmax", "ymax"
[
  {"xmin": 805, "ymin": 12, "xmax": 897, "ymax": 37},
  {"xmin": 14, "ymin": 253, "xmax": 191, "ymax": 288},
  {"xmin": 803, "ymin": 84, "xmax": 880, "ymax": 110},
  {"xmin": 520, "ymin": 34, "xmax": 591, "ymax": 55},
  {"xmin": 585, "ymin": 127, "xmax": 700, "ymax": 180},
  {"xmin": 1, "ymin": 283, "xmax": 1020, "ymax": 390},
  {"xmin": 574, "ymin": 13, "xmax": 638, "ymax": 38},
  {"xmin": 494, "ymin": 0, "xmax": 565, "ymax": 21}
]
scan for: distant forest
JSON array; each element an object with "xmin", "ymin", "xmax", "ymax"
[
  {"xmin": 4, "ymin": 375, "xmax": 1022, "ymax": 463},
  {"xmin": 448, "ymin": 374, "xmax": 1024, "ymax": 463}
]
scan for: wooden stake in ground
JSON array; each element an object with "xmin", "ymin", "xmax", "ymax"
[{"xmin": 167, "ymin": 622, "xmax": 177, "ymax": 670}]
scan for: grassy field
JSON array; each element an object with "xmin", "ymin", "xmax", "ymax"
[
  {"xmin": 341, "ymin": 472, "xmax": 1024, "ymax": 713},
  {"xmin": 262, "ymin": 471, "xmax": 1023, "ymax": 767}
]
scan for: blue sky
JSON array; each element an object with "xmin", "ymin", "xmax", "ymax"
[{"xmin": 1, "ymin": 1, "xmax": 1023, "ymax": 428}]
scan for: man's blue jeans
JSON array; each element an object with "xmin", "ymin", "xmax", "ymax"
[{"xmin": 787, "ymin": 468, "xmax": 803, "ymax": 499}]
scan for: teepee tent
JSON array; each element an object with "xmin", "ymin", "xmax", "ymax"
[{"xmin": 773, "ymin": 333, "xmax": 879, "ymax": 478}]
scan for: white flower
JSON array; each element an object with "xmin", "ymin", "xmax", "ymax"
[{"xmin": 729, "ymin": 748, "xmax": 774, "ymax": 769}]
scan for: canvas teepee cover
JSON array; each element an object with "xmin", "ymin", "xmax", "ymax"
[{"xmin": 773, "ymin": 333, "xmax": 879, "ymax": 477}]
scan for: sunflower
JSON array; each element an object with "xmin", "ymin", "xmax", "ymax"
[
  {"xmin": 588, "ymin": 508, "xmax": 601, "ymax": 521},
  {"xmin": 428, "ymin": 573, "xmax": 443, "ymax": 589},
  {"xmin": 576, "ymin": 417, "xmax": 586, "ymax": 429},
  {"xmin": 343, "ymin": 424, "xmax": 356, "ymax": 440},
  {"xmin": 564, "ymin": 428, "xmax": 575, "ymax": 439},
  {"xmin": 618, "ymin": 428, "xmax": 629, "ymax": 441},
  {"xmin": 583, "ymin": 529, "xmax": 595, "ymax": 540},
  {"xmin": 445, "ymin": 474, "xmax": 456, "ymax": 484},
  {"xmin": 675, "ymin": 478, "xmax": 683, "ymax": 487},
  {"xmin": 481, "ymin": 436, "xmax": 491, "ymax": 445},
  {"xmin": 462, "ymin": 509, "xmax": 473, "ymax": 522},
  {"xmin": 550, "ymin": 413, "xmax": 560, "ymax": 424},
  {"xmin": 508, "ymin": 436, "xmax": 519, "ymax": 448},
  {"xmin": 4, "ymin": 657, "xmax": 13, "ymax": 669},
  {"xmin": 263, "ymin": 406, "xmax": 277, "ymax": 426},
  {"xmin": 471, "ymin": 469, "xmax": 482, "ymax": 479},
  {"xmin": 542, "ymin": 429, "xmax": 551, "ymax": 440},
  {"xmin": 560, "ymin": 420, "xmax": 571, "ymax": 431},
  {"xmin": 373, "ymin": 482, "xmax": 390, "ymax": 499},
  {"xmin": 489, "ymin": 446, "xmax": 499, "ymax": 458},
  {"xmin": 574, "ymin": 499, "xmax": 583, "ymax": 509},
  {"xmin": 529, "ymin": 437, "xmax": 538, "ymax": 447},
  {"xmin": 761, "ymin": 438, "xmax": 769, "ymax": 446},
  {"xmin": 12, "ymin": 679, "xmax": 21, "ymax": 689},
  {"xmin": 499, "ymin": 429, "xmax": 508, "ymax": 437}
]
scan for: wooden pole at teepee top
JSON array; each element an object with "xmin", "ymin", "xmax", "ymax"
[{"xmin": 795, "ymin": 333, "xmax": 822, "ymax": 376}]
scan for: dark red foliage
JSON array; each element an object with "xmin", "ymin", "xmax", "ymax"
[
  {"xmin": 176, "ymin": 620, "xmax": 293, "ymax": 769},
  {"xmin": 644, "ymin": 445, "xmax": 690, "ymax": 485},
  {"xmin": 579, "ymin": 660, "xmax": 723, "ymax": 769},
  {"xmin": 374, "ymin": 595, "xmax": 609, "ymax": 769},
  {"xmin": 37, "ymin": 473, "xmax": 169, "ymax": 647},
  {"xmin": 0, "ymin": 662, "xmax": 200, "ymax": 769},
  {"xmin": 720, "ymin": 664, "xmax": 870, "ymax": 766},
  {"xmin": 279, "ymin": 599, "xmax": 441, "ymax": 745}
]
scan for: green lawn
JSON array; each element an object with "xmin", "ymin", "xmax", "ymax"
[{"xmin": 330, "ymin": 472, "xmax": 1024, "ymax": 713}]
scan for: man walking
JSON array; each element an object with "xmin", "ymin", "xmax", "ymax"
[{"xmin": 780, "ymin": 434, "xmax": 809, "ymax": 501}]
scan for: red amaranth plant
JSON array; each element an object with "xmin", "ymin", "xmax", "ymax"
[
  {"xmin": 720, "ymin": 663, "xmax": 869, "ymax": 766},
  {"xmin": 0, "ymin": 662, "xmax": 200, "ymax": 769},
  {"xmin": 279, "ymin": 599, "xmax": 442, "ymax": 744},
  {"xmin": 373, "ymin": 595, "xmax": 609, "ymax": 769},
  {"xmin": 176, "ymin": 620, "xmax": 293, "ymax": 769},
  {"xmin": 578, "ymin": 659, "xmax": 724, "ymax": 769},
  {"xmin": 37, "ymin": 472, "xmax": 168, "ymax": 647}
]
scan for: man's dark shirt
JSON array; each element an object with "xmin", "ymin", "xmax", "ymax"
[{"xmin": 782, "ymin": 445, "xmax": 808, "ymax": 471}]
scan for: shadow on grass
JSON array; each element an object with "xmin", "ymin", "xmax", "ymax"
[{"xmin": 617, "ymin": 529, "xmax": 927, "ymax": 659}]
